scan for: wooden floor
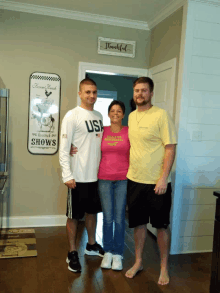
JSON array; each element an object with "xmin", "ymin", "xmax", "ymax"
[{"xmin": 0, "ymin": 214, "xmax": 212, "ymax": 293}]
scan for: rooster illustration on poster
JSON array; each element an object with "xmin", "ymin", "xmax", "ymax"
[{"xmin": 31, "ymin": 90, "xmax": 57, "ymax": 132}]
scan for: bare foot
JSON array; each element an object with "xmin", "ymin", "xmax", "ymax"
[
  {"xmin": 125, "ymin": 262, "xmax": 143, "ymax": 279},
  {"xmin": 158, "ymin": 268, "xmax": 169, "ymax": 285}
]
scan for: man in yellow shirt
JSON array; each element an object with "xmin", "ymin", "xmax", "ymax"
[{"xmin": 125, "ymin": 77, "xmax": 177, "ymax": 285}]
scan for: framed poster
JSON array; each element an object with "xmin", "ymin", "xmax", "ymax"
[{"xmin": 28, "ymin": 72, "xmax": 61, "ymax": 155}]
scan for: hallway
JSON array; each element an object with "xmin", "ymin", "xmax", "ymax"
[{"xmin": 0, "ymin": 215, "xmax": 212, "ymax": 293}]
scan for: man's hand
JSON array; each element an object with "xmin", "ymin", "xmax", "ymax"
[
  {"xmin": 65, "ymin": 179, "xmax": 76, "ymax": 189},
  {"xmin": 154, "ymin": 177, "xmax": 168, "ymax": 195},
  {"xmin": 70, "ymin": 144, "xmax": 78, "ymax": 156}
]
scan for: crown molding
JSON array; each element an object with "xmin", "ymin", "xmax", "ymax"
[
  {"xmin": 2, "ymin": 0, "xmax": 217, "ymax": 32},
  {"xmin": 147, "ymin": 0, "xmax": 187, "ymax": 30},
  {"xmin": 0, "ymin": 0, "xmax": 149, "ymax": 31}
]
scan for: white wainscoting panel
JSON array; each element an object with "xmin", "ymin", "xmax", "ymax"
[
  {"xmin": 192, "ymin": 39, "xmax": 220, "ymax": 59},
  {"xmin": 184, "ymin": 141, "xmax": 220, "ymax": 157},
  {"xmin": 171, "ymin": 235, "xmax": 214, "ymax": 254},
  {"xmin": 195, "ymin": 4, "xmax": 220, "ymax": 23},
  {"xmin": 181, "ymin": 204, "xmax": 215, "ymax": 221},
  {"xmin": 182, "ymin": 188, "xmax": 217, "ymax": 205},
  {"xmin": 188, "ymin": 90, "xmax": 220, "ymax": 109},
  {"xmin": 191, "ymin": 56, "xmax": 220, "ymax": 75},
  {"xmin": 187, "ymin": 107, "xmax": 220, "ymax": 124},
  {"xmin": 185, "ymin": 157, "xmax": 220, "ymax": 173},
  {"xmin": 194, "ymin": 21, "xmax": 220, "ymax": 41},
  {"xmin": 186, "ymin": 124, "xmax": 220, "ymax": 141},
  {"xmin": 189, "ymin": 73, "xmax": 220, "ymax": 92},
  {"xmin": 179, "ymin": 220, "xmax": 214, "ymax": 237},
  {"xmin": 179, "ymin": 172, "xmax": 220, "ymax": 187}
]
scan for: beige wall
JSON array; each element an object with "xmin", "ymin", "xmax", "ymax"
[
  {"xmin": 149, "ymin": 8, "xmax": 183, "ymax": 68},
  {"xmin": 1, "ymin": 9, "xmax": 151, "ymax": 218}
]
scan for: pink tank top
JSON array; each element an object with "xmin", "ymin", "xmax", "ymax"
[{"xmin": 98, "ymin": 126, "xmax": 130, "ymax": 180}]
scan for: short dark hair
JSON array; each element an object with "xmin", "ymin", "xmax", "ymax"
[
  {"xmin": 108, "ymin": 100, "xmax": 126, "ymax": 114},
  {"xmin": 133, "ymin": 77, "xmax": 154, "ymax": 92},
  {"xmin": 79, "ymin": 78, "xmax": 97, "ymax": 91}
]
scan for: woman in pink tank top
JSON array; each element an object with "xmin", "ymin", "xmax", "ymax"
[{"xmin": 98, "ymin": 100, "xmax": 130, "ymax": 271}]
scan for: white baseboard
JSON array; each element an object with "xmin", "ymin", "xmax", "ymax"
[{"xmin": 2, "ymin": 215, "xmax": 68, "ymax": 228}]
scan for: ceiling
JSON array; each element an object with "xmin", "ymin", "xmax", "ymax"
[{"xmin": 1, "ymin": 0, "xmax": 185, "ymax": 30}]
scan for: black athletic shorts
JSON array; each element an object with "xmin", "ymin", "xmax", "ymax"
[
  {"xmin": 127, "ymin": 179, "xmax": 172, "ymax": 229},
  {"xmin": 66, "ymin": 181, "xmax": 102, "ymax": 220}
]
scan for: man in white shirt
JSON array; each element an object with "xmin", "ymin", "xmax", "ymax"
[{"xmin": 59, "ymin": 78, "xmax": 104, "ymax": 273}]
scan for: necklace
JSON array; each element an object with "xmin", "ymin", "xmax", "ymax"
[
  {"xmin": 136, "ymin": 106, "xmax": 153, "ymax": 125},
  {"xmin": 136, "ymin": 111, "xmax": 147, "ymax": 125}
]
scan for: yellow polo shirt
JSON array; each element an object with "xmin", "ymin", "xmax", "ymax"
[{"xmin": 127, "ymin": 106, "xmax": 177, "ymax": 184}]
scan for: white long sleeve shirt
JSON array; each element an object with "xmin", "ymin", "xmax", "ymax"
[{"xmin": 59, "ymin": 106, "xmax": 103, "ymax": 183}]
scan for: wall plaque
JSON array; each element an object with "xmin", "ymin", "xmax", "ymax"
[
  {"xmin": 28, "ymin": 72, "xmax": 61, "ymax": 155},
  {"xmin": 98, "ymin": 37, "xmax": 136, "ymax": 58}
]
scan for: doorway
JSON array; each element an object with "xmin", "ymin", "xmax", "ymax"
[
  {"xmin": 78, "ymin": 62, "xmax": 148, "ymax": 124},
  {"xmin": 86, "ymin": 72, "xmax": 136, "ymax": 126}
]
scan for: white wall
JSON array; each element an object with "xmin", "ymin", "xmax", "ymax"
[{"xmin": 171, "ymin": 0, "xmax": 220, "ymax": 254}]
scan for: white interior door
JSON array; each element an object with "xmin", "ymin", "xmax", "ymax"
[
  {"xmin": 149, "ymin": 58, "xmax": 177, "ymax": 118},
  {"xmin": 147, "ymin": 58, "xmax": 177, "ymax": 236}
]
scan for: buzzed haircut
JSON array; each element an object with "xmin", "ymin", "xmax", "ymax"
[
  {"xmin": 133, "ymin": 77, "xmax": 154, "ymax": 92},
  {"xmin": 108, "ymin": 100, "xmax": 126, "ymax": 114},
  {"xmin": 79, "ymin": 78, "xmax": 97, "ymax": 91}
]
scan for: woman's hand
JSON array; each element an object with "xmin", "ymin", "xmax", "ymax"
[{"xmin": 70, "ymin": 144, "xmax": 78, "ymax": 156}]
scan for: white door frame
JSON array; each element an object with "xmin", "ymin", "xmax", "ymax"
[
  {"xmin": 148, "ymin": 58, "xmax": 177, "ymax": 118},
  {"xmin": 146, "ymin": 58, "xmax": 177, "ymax": 237},
  {"xmin": 78, "ymin": 62, "xmax": 148, "ymax": 105}
]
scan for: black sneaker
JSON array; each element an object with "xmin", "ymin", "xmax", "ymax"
[
  {"xmin": 84, "ymin": 242, "xmax": 105, "ymax": 257},
  {"xmin": 66, "ymin": 251, "xmax": 81, "ymax": 272}
]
